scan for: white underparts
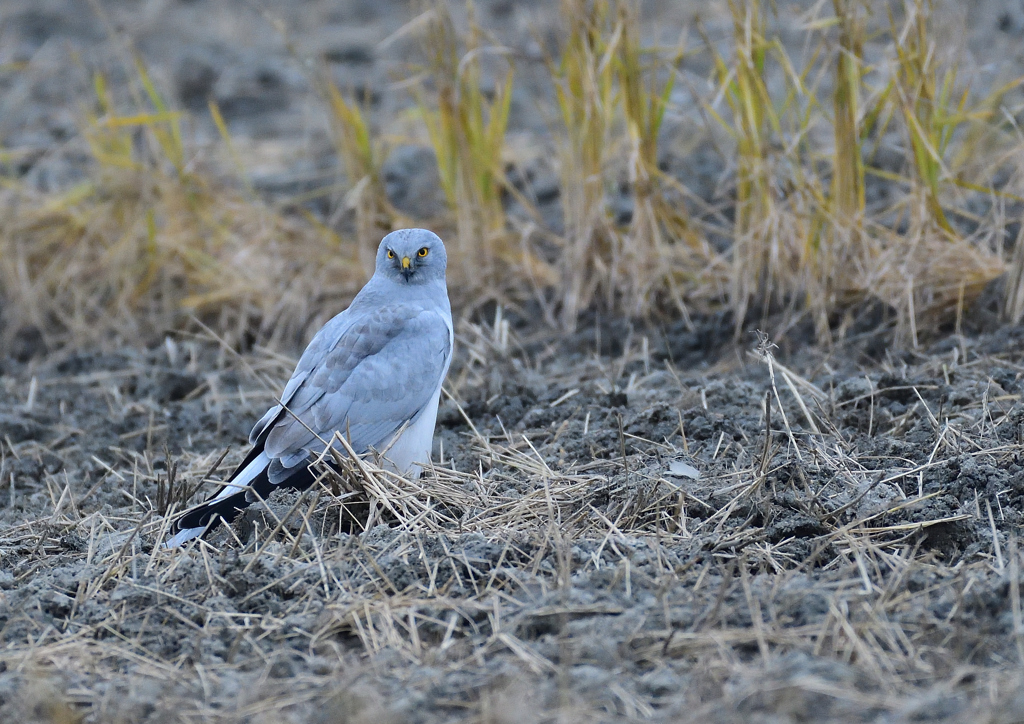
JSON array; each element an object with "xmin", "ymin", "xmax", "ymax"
[{"xmin": 377, "ymin": 383, "xmax": 443, "ymax": 478}]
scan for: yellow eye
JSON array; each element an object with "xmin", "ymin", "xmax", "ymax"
[
  {"xmin": 387, "ymin": 249, "xmax": 395, "ymax": 259},
  {"xmin": 418, "ymin": 247, "xmax": 429, "ymax": 258}
]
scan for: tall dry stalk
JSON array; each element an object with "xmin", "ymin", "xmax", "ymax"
[
  {"xmin": 705, "ymin": 0, "xmax": 787, "ymax": 333},
  {"xmin": 613, "ymin": 1, "xmax": 693, "ymax": 318},
  {"xmin": 860, "ymin": 0, "xmax": 1009, "ymax": 343},
  {"xmin": 890, "ymin": 0, "xmax": 956, "ymax": 236},
  {"xmin": 416, "ymin": 3, "xmax": 516, "ymax": 298},
  {"xmin": 325, "ymin": 83, "xmax": 394, "ymax": 278},
  {"xmin": 807, "ymin": 0, "xmax": 873, "ymax": 341},
  {"xmin": 551, "ymin": 0, "xmax": 617, "ymax": 330},
  {"xmin": 830, "ymin": 0, "xmax": 867, "ymax": 223}
]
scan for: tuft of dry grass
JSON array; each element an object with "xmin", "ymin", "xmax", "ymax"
[
  {"xmin": 324, "ymin": 81, "xmax": 396, "ymax": 278},
  {"xmin": 412, "ymin": 2, "xmax": 552, "ymax": 309},
  {"xmin": 547, "ymin": 0, "xmax": 618, "ymax": 330},
  {"xmin": 693, "ymin": 0, "xmax": 1017, "ymax": 344},
  {"xmin": 0, "ymin": 66, "xmax": 366, "ymax": 350}
]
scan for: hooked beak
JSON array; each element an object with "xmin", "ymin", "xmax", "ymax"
[{"xmin": 401, "ymin": 256, "xmax": 413, "ymax": 281}]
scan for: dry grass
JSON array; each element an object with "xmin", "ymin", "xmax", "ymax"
[
  {"xmin": 1, "ymin": 1, "xmax": 1021, "ymax": 348},
  {"xmin": 412, "ymin": 3, "xmax": 543, "ymax": 306},
  {"xmin": 4, "ymin": 331, "xmax": 1024, "ymax": 721},
  {"xmin": 0, "ymin": 64, "xmax": 367, "ymax": 351}
]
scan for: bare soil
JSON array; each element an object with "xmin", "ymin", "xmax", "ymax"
[{"xmin": 4, "ymin": 322, "xmax": 1024, "ymax": 722}]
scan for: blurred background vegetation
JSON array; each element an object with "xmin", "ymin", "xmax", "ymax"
[{"xmin": 1, "ymin": 0, "xmax": 1022, "ymax": 354}]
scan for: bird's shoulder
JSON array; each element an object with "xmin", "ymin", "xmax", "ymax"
[{"xmin": 300, "ymin": 298, "xmax": 448, "ymax": 377}]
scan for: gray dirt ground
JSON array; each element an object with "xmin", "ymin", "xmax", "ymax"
[
  {"xmin": 5, "ymin": 0, "xmax": 1024, "ymax": 722},
  {"xmin": 4, "ymin": 323, "xmax": 1024, "ymax": 722}
]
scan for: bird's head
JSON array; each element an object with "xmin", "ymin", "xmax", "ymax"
[{"xmin": 375, "ymin": 228, "xmax": 448, "ymax": 285}]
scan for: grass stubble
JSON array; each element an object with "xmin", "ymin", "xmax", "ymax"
[
  {"xmin": 4, "ymin": 324, "xmax": 1024, "ymax": 721},
  {"xmin": 3, "ymin": 0, "xmax": 1024, "ymax": 721}
]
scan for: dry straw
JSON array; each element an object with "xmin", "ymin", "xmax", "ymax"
[
  {"xmin": 2, "ymin": 0, "xmax": 1021, "ymax": 348},
  {"xmin": 3, "ymin": 335, "xmax": 1024, "ymax": 719}
]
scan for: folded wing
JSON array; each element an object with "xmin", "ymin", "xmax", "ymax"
[{"xmin": 258, "ymin": 304, "xmax": 451, "ymax": 482}]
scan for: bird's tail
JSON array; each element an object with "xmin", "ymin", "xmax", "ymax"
[{"xmin": 164, "ymin": 443, "xmax": 288, "ymax": 548}]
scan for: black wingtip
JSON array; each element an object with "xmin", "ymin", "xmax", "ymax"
[
  {"xmin": 169, "ymin": 441, "xmax": 272, "ymax": 539},
  {"xmin": 168, "ymin": 442, "xmax": 320, "ymax": 543},
  {"xmin": 174, "ymin": 489, "xmax": 252, "ymax": 533}
]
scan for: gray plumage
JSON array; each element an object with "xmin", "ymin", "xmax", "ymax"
[
  {"xmin": 254, "ymin": 231, "xmax": 452, "ymax": 480},
  {"xmin": 165, "ymin": 228, "xmax": 453, "ymax": 547}
]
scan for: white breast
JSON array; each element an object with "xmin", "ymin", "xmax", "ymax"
[{"xmin": 380, "ymin": 382, "xmax": 443, "ymax": 477}]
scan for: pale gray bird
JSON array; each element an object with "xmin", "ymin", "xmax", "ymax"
[{"xmin": 165, "ymin": 228, "xmax": 453, "ymax": 547}]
